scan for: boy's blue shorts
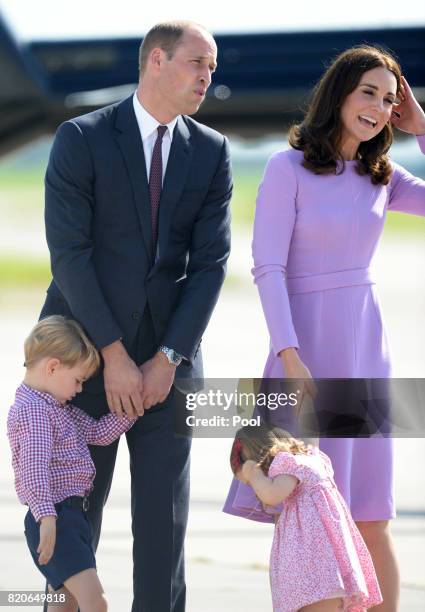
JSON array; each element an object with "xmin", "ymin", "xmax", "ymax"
[{"xmin": 24, "ymin": 499, "xmax": 96, "ymax": 591}]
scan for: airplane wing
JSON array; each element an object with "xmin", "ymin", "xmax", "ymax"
[{"xmin": 1, "ymin": 12, "xmax": 424, "ymax": 155}]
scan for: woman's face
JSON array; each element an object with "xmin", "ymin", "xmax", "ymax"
[{"xmin": 339, "ymin": 66, "xmax": 398, "ymax": 157}]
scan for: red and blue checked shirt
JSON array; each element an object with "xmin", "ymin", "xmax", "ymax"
[{"xmin": 7, "ymin": 383, "xmax": 136, "ymax": 523}]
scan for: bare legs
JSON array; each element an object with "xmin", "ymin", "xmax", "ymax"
[
  {"xmin": 47, "ymin": 569, "xmax": 107, "ymax": 612},
  {"xmin": 356, "ymin": 520, "xmax": 400, "ymax": 612}
]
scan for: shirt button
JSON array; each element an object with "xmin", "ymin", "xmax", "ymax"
[{"xmin": 131, "ymin": 311, "xmax": 140, "ymax": 320}]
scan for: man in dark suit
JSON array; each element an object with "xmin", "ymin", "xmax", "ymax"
[{"xmin": 40, "ymin": 20, "xmax": 232, "ymax": 612}]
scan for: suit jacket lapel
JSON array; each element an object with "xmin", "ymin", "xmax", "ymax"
[
  {"xmin": 113, "ymin": 96, "xmax": 153, "ymax": 260},
  {"xmin": 157, "ymin": 116, "xmax": 193, "ymax": 257}
]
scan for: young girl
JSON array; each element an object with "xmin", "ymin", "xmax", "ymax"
[
  {"xmin": 231, "ymin": 424, "xmax": 383, "ymax": 612},
  {"xmin": 7, "ymin": 315, "xmax": 137, "ymax": 612}
]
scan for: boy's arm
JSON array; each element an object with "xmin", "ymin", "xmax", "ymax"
[
  {"xmin": 18, "ymin": 405, "xmax": 57, "ymax": 522},
  {"xmin": 68, "ymin": 405, "xmax": 137, "ymax": 445},
  {"xmin": 38, "ymin": 517, "xmax": 56, "ymax": 565}
]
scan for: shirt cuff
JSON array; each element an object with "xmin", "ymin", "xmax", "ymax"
[{"xmin": 31, "ymin": 502, "xmax": 57, "ymax": 523}]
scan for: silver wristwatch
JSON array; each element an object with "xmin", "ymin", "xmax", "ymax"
[{"xmin": 158, "ymin": 346, "xmax": 183, "ymax": 366}]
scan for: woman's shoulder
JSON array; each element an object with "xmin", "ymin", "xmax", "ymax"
[
  {"xmin": 267, "ymin": 147, "xmax": 304, "ymax": 167},
  {"xmin": 262, "ymin": 148, "xmax": 304, "ymax": 186},
  {"xmin": 388, "ymin": 158, "xmax": 417, "ymax": 186}
]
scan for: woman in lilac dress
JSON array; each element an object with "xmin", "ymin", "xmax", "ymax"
[{"xmin": 224, "ymin": 46, "xmax": 425, "ymax": 610}]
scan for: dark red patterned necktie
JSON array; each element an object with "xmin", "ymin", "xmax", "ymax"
[{"xmin": 149, "ymin": 125, "xmax": 167, "ymax": 255}]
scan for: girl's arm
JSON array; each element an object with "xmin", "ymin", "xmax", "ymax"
[
  {"xmin": 68, "ymin": 405, "xmax": 137, "ymax": 445},
  {"xmin": 240, "ymin": 460, "xmax": 298, "ymax": 506}
]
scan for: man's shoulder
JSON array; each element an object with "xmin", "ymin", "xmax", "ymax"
[
  {"xmin": 181, "ymin": 115, "xmax": 226, "ymax": 147},
  {"xmin": 67, "ymin": 99, "xmax": 122, "ymax": 129},
  {"xmin": 58, "ymin": 95, "xmax": 132, "ymax": 138}
]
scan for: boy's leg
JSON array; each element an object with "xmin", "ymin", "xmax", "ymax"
[
  {"xmin": 42, "ymin": 439, "xmax": 119, "ymax": 612},
  {"xmin": 46, "ymin": 584, "xmax": 77, "ymax": 612},
  {"xmin": 63, "ymin": 568, "xmax": 107, "ymax": 612}
]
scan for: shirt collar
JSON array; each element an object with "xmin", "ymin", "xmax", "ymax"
[
  {"xmin": 18, "ymin": 382, "xmax": 63, "ymax": 408},
  {"xmin": 133, "ymin": 91, "xmax": 178, "ymax": 142}
]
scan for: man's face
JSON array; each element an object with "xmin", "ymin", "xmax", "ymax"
[{"xmin": 157, "ymin": 28, "xmax": 217, "ymax": 117}]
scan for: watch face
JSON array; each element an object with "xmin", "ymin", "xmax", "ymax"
[
  {"xmin": 160, "ymin": 347, "xmax": 181, "ymax": 365},
  {"xmin": 171, "ymin": 351, "xmax": 182, "ymax": 365}
]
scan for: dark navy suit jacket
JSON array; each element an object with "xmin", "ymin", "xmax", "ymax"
[{"xmin": 40, "ymin": 95, "xmax": 232, "ymax": 398}]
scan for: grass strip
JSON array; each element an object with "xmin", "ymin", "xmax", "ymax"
[{"xmin": 0, "ymin": 256, "xmax": 51, "ymax": 287}]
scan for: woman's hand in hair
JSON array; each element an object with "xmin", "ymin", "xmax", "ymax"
[{"xmin": 391, "ymin": 76, "xmax": 425, "ymax": 136}]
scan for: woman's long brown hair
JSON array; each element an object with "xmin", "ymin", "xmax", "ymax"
[{"xmin": 288, "ymin": 45, "xmax": 401, "ymax": 185}]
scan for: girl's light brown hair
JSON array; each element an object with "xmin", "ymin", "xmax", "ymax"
[
  {"xmin": 288, "ymin": 44, "xmax": 401, "ymax": 185},
  {"xmin": 231, "ymin": 423, "xmax": 312, "ymax": 476},
  {"xmin": 24, "ymin": 315, "xmax": 100, "ymax": 376}
]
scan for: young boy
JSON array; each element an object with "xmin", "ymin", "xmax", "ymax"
[{"xmin": 7, "ymin": 315, "xmax": 137, "ymax": 612}]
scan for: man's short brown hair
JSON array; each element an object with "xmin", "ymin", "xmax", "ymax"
[{"xmin": 138, "ymin": 20, "xmax": 207, "ymax": 75}]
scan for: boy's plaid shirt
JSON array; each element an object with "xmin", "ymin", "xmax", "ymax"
[{"xmin": 7, "ymin": 383, "xmax": 135, "ymax": 522}]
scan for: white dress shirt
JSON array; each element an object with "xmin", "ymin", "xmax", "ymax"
[
  {"xmin": 132, "ymin": 92, "xmax": 185, "ymax": 361},
  {"xmin": 132, "ymin": 91, "xmax": 178, "ymax": 183}
]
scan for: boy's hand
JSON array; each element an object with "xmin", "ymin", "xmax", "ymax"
[{"xmin": 38, "ymin": 516, "xmax": 56, "ymax": 565}]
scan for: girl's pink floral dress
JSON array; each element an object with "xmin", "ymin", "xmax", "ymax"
[{"xmin": 268, "ymin": 448, "xmax": 382, "ymax": 611}]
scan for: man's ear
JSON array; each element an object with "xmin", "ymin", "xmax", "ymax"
[{"xmin": 149, "ymin": 47, "xmax": 164, "ymax": 71}]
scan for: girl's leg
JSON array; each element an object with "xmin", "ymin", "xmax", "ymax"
[
  {"xmin": 299, "ymin": 598, "xmax": 343, "ymax": 611},
  {"xmin": 47, "ymin": 584, "xmax": 78, "ymax": 612},
  {"xmin": 356, "ymin": 520, "xmax": 400, "ymax": 612},
  {"xmin": 63, "ymin": 568, "xmax": 107, "ymax": 612}
]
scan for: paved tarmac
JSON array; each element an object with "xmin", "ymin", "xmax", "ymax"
[{"xmin": 0, "ymin": 231, "xmax": 424, "ymax": 610}]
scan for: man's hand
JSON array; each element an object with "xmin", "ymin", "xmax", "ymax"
[
  {"xmin": 101, "ymin": 340, "xmax": 144, "ymax": 418},
  {"xmin": 139, "ymin": 352, "xmax": 176, "ymax": 410},
  {"xmin": 38, "ymin": 516, "xmax": 56, "ymax": 565}
]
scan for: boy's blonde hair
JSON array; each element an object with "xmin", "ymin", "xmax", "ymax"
[
  {"xmin": 24, "ymin": 315, "xmax": 100, "ymax": 375},
  {"xmin": 233, "ymin": 423, "xmax": 312, "ymax": 476}
]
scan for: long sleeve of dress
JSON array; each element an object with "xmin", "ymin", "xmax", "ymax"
[
  {"xmin": 388, "ymin": 135, "xmax": 425, "ymax": 215},
  {"xmin": 251, "ymin": 151, "xmax": 299, "ymax": 355},
  {"xmin": 67, "ymin": 405, "xmax": 136, "ymax": 445}
]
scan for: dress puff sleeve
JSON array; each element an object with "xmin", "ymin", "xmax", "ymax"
[
  {"xmin": 268, "ymin": 451, "xmax": 302, "ymax": 483},
  {"xmin": 252, "ymin": 151, "xmax": 299, "ymax": 355},
  {"xmin": 317, "ymin": 449, "xmax": 335, "ymax": 480},
  {"xmin": 388, "ymin": 135, "xmax": 425, "ymax": 215}
]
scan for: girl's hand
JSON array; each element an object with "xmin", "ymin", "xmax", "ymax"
[
  {"xmin": 236, "ymin": 459, "xmax": 259, "ymax": 484},
  {"xmin": 391, "ymin": 76, "xmax": 425, "ymax": 136},
  {"xmin": 38, "ymin": 516, "xmax": 56, "ymax": 565}
]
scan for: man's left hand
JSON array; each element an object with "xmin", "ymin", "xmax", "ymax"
[{"xmin": 139, "ymin": 352, "xmax": 176, "ymax": 410}]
